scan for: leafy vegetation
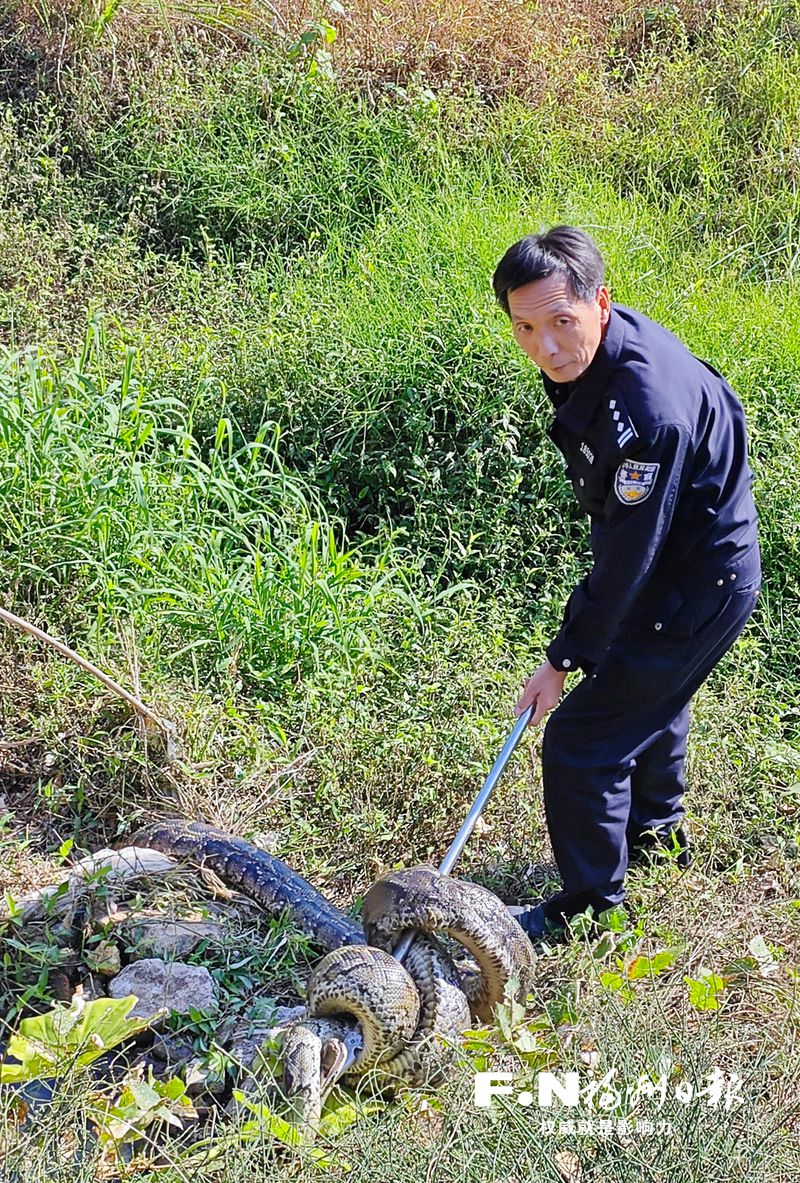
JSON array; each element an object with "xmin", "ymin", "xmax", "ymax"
[
  {"xmin": 0, "ymin": 995, "xmax": 154, "ymax": 1083},
  {"xmin": 1, "ymin": 1, "xmax": 800, "ymax": 1179}
]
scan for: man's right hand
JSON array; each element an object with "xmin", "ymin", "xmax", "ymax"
[{"xmin": 515, "ymin": 660, "xmax": 568, "ymax": 726}]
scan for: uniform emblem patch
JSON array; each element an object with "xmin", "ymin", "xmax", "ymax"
[{"xmin": 614, "ymin": 460, "xmax": 660, "ymax": 504}]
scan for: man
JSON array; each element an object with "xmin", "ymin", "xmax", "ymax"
[{"xmin": 493, "ymin": 226, "xmax": 760, "ymax": 941}]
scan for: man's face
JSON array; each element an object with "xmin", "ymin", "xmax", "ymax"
[{"xmin": 507, "ymin": 273, "xmax": 611, "ymax": 383}]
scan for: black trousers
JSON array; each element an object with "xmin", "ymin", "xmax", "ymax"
[{"xmin": 540, "ymin": 580, "xmax": 760, "ymax": 925}]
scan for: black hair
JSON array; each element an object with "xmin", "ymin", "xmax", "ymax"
[{"xmin": 492, "ymin": 225, "xmax": 605, "ymax": 316}]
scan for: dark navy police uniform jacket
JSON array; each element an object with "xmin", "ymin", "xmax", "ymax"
[{"xmin": 541, "ymin": 304, "xmax": 761, "ymax": 675}]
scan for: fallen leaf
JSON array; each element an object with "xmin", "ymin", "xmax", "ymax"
[{"xmin": 555, "ymin": 1150, "xmax": 582, "ymax": 1182}]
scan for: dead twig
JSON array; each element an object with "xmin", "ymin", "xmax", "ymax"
[{"xmin": 0, "ymin": 606, "xmax": 179, "ymax": 759}]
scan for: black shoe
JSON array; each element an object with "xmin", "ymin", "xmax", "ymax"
[
  {"xmin": 508, "ymin": 902, "xmax": 567, "ymax": 943},
  {"xmin": 628, "ymin": 824, "xmax": 691, "ymax": 869}
]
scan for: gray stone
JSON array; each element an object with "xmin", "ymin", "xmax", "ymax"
[
  {"xmin": 6, "ymin": 847, "xmax": 178, "ymax": 924},
  {"xmin": 128, "ymin": 918, "xmax": 224, "ymax": 959},
  {"xmin": 150, "ymin": 1033, "xmax": 196, "ymax": 1066},
  {"xmin": 85, "ymin": 939, "xmax": 121, "ymax": 977},
  {"xmin": 184, "ymin": 1057, "xmax": 226, "ymax": 1097},
  {"xmin": 108, "ymin": 958, "xmax": 218, "ymax": 1019},
  {"xmin": 227, "ymin": 1004, "xmax": 305, "ymax": 1070}
]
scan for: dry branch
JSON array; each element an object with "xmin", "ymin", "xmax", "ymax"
[{"xmin": 0, "ymin": 606, "xmax": 178, "ymax": 758}]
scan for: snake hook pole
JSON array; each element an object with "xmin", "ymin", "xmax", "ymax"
[{"xmin": 392, "ymin": 704, "xmax": 535, "ymax": 964}]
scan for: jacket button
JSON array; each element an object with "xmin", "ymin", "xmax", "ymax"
[
  {"xmin": 579, "ymin": 478, "xmax": 585, "ymax": 486},
  {"xmin": 562, "ymin": 658, "xmax": 572, "ymax": 669},
  {"xmin": 730, "ymin": 573, "xmax": 737, "ymax": 581},
  {"xmin": 717, "ymin": 578, "xmax": 724, "ymax": 586},
  {"xmin": 654, "ymin": 622, "xmax": 662, "ymax": 631}
]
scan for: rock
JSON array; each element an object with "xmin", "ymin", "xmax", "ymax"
[
  {"xmin": 184, "ymin": 1057, "xmax": 226, "ymax": 1098},
  {"xmin": 150, "ymin": 1033, "xmax": 196, "ymax": 1066},
  {"xmin": 227, "ymin": 1004, "xmax": 305, "ymax": 1070},
  {"xmin": 47, "ymin": 971, "xmax": 73, "ymax": 1002},
  {"xmin": 85, "ymin": 939, "xmax": 121, "ymax": 976},
  {"xmin": 108, "ymin": 958, "xmax": 218, "ymax": 1019},
  {"xmin": 5, "ymin": 847, "xmax": 179, "ymax": 924},
  {"xmin": 91, "ymin": 896, "xmax": 128, "ymax": 927},
  {"xmin": 51, "ymin": 923, "xmax": 77, "ymax": 948},
  {"xmin": 127, "ymin": 918, "xmax": 224, "ymax": 960}
]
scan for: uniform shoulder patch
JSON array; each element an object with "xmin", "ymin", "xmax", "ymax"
[{"xmin": 614, "ymin": 459, "xmax": 660, "ymax": 504}]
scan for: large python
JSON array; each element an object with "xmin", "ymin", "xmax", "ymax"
[{"xmin": 127, "ymin": 821, "xmax": 535, "ymax": 1127}]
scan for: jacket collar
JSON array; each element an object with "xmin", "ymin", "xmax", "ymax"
[{"xmin": 542, "ymin": 305, "xmax": 625, "ymax": 434}]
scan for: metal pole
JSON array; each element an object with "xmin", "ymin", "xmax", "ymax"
[{"xmin": 392, "ymin": 704, "xmax": 534, "ymax": 963}]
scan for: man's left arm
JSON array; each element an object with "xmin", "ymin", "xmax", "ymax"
[{"xmin": 545, "ymin": 421, "xmax": 693, "ymax": 673}]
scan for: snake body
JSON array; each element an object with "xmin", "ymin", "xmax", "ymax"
[
  {"xmin": 306, "ymin": 934, "xmax": 471, "ymax": 1087},
  {"xmin": 134, "ymin": 820, "xmax": 534, "ymax": 1102},
  {"xmin": 361, "ymin": 864, "xmax": 535, "ymax": 1024},
  {"xmin": 136, "ymin": 820, "xmax": 365, "ymax": 952}
]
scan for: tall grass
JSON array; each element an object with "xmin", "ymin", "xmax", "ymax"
[
  {"xmin": 0, "ymin": 324, "xmax": 425, "ymax": 695},
  {"xmin": 4, "ymin": 50, "xmax": 800, "ymax": 682}
]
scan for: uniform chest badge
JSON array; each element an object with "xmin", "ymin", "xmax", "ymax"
[{"xmin": 614, "ymin": 459, "xmax": 660, "ymax": 504}]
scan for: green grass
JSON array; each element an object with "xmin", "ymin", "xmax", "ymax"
[
  {"xmin": 1, "ymin": 3, "xmax": 800, "ymax": 1179},
  {"xmin": 0, "ymin": 327, "xmax": 435, "ymax": 699}
]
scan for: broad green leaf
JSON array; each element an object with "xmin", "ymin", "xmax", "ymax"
[
  {"xmin": 125, "ymin": 1080, "xmax": 162, "ymax": 1113},
  {"xmin": 627, "ymin": 949, "xmax": 678, "ymax": 980},
  {"xmin": 685, "ymin": 970, "xmax": 726, "ymax": 1011},
  {"xmin": 599, "ymin": 970, "xmax": 634, "ymax": 1003},
  {"xmin": 231, "ymin": 1090, "xmax": 304, "ymax": 1147},
  {"xmin": 597, "ymin": 905, "xmax": 629, "ymax": 932},
  {"xmin": 0, "ymin": 996, "xmax": 158, "ymax": 1083},
  {"xmin": 91, "ymin": 1073, "xmax": 194, "ymax": 1145},
  {"xmin": 158, "ymin": 1075, "xmax": 191, "ymax": 1102},
  {"xmin": 309, "ymin": 1147, "xmax": 341, "ymax": 1170},
  {"xmin": 591, "ymin": 932, "xmax": 617, "ymax": 960},
  {"xmin": 510, "ymin": 1026, "xmax": 541, "ymax": 1054},
  {"xmin": 319, "ymin": 1095, "xmax": 384, "ymax": 1137}
]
